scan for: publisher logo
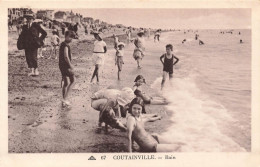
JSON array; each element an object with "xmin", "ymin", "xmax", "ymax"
[{"xmin": 88, "ymin": 156, "xmax": 96, "ymax": 160}]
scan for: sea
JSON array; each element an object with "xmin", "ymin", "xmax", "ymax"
[{"xmin": 150, "ymin": 29, "xmax": 251, "ymax": 151}]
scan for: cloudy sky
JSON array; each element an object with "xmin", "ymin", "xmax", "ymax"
[{"xmin": 35, "ymin": 8, "xmax": 251, "ymax": 29}]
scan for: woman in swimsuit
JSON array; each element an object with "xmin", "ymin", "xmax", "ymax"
[{"xmin": 127, "ymin": 97, "xmax": 182, "ymax": 152}]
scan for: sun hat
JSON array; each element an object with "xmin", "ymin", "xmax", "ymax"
[
  {"xmin": 117, "ymin": 87, "xmax": 135, "ymax": 106},
  {"xmin": 134, "ymin": 75, "xmax": 146, "ymax": 84},
  {"xmin": 118, "ymin": 42, "xmax": 125, "ymax": 47}
]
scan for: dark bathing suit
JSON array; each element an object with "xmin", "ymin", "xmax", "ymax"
[
  {"xmin": 163, "ymin": 54, "xmax": 174, "ymax": 74},
  {"xmin": 59, "ymin": 42, "xmax": 72, "ymax": 76}
]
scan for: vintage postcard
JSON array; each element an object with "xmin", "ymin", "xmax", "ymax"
[{"xmin": 0, "ymin": 0, "xmax": 260, "ymax": 167}]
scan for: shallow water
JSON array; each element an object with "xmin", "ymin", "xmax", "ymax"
[{"xmin": 151, "ymin": 29, "xmax": 251, "ymax": 151}]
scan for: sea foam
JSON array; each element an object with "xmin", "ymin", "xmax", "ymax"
[{"xmin": 151, "ymin": 76, "xmax": 245, "ymax": 152}]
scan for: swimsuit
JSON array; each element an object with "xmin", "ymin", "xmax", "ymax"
[
  {"xmin": 130, "ymin": 116, "xmax": 158, "ymax": 152},
  {"xmin": 59, "ymin": 42, "xmax": 72, "ymax": 77},
  {"xmin": 163, "ymin": 54, "xmax": 174, "ymax": 74}
]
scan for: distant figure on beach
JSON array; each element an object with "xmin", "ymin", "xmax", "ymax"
[
  {"xmin": 199, "ymin": 40, "xmax": 204, "ymax": 45},
  {"xmin": 127, "ymin": 97, "xmax": 182, "ymax": 152},
  {"xmin": 91, "ymin": 87, "xmax": 135, "ymax": 133},
  {"xmin": 126, "ymin": 28, "xmax": 132, "ymax": 43},
  {"xmin": 240, "ymin": 39, "xmax": 243, "ymax": 43},
  {"xmin": 115, "ymin": 42, "xmax": 125, "ymax": 80},
  {"xmin": 61, "ymin": 23, "xmax": 66, "ymax": 35},
  {"xmin": 154, "ymin": 30, "xmax": 160, "ymax": 42},
  {"xmin": 19, "ymin": 14, "xmax": 47, "ymax": 76},
  {"xmin": 160, "ymin": 44, "xmax": 179, "ymax": 90},
  {"xmin": 132, "ymin": 31, "xmax": 145, "ymax": 69},
  {"xmin": 239, "ymin": 31, "xmax": 241, "ymax": 35},
  {"xmin": 113, "ymin": 34, "xmax": 119, "ymax": 49},
  {"xmin": 59, "ymin": 31, "xmax": 77, "ymax": 107},
  {"xmin": 73, "ymin": 23, "xmax": 79, "ymax": 36},
  {"xmin": 48, "ymin": 29, "xmax": 60, "ymax": 59},
  {"xmin": 147, "ymin": 28, "xmax": 151, "ymax": 39},
  {"xmin": 182, "ymin": 39, "xmax": 186, "ymax": 44},
  {"xmin": 195, "ymin": 34, "xmax": 199, "ymax": 40},
  {"xmin": 35, "ymin": 20, "xmax": 45, "ymax": 59},
  {"xmin": 90, "ymin": 32, "xmax": 107, "ymax": 83},
  {"xmin": 133, "ymin": 75, "xmax": 168, "ymax": 105},
  {"xmin": 84, "ymin": 24, "xmax": 88, "ymax": 35}
]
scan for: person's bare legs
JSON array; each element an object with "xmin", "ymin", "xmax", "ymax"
[
  {"xmin": 62, "ymin": 76, "xmax": 69, "ymax": 105},
  {"xmin": 118, "ymin": 70, "xmax": 121, "ymax": 80},
  {"xmin": 96, "ymin": 65, "xmax": 100, "ymax": 83},
  {"xmin": 48, "ymin": 46, "xmax": 54, "ymax": 59},
  {"xmin": 161, "ymin": 71, "xmax": 168, "ymax": 90},
  {"xmin": 137, "ymin": 58, "xmax": 142, "ymax": 69},
  {"xmin": 91, "ymin": 65, "xmax": 98, "ymax": 82},
  {"xmin": 64, "ymin": 74, "xmax": 76, "ymax": 102},
  {"xmin": 54, "ymin": 46, "xmax": 57, "ymax": 59},
  {"xmin": 169, "ymin": 73, "xmax": 173, "ymax": 87},
  {"xmin": 151, "ymin": 133, "xmax": 184, "ymax": 152}
]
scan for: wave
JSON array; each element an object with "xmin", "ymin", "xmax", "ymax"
[{"xmin": 151, "ymin": 76, "xmax": 245, "ymax": 152}]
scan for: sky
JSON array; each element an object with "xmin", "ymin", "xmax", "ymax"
[{"xmin": 34, "ymin": 8, "xmax": 251, "ymax": 29}]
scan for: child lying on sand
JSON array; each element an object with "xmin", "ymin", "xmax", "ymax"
[
  {"xmin": 133, "ymin": 75, "xmax": 168, "ymax": 105},
  {"xmin": 127, "ymin": 97, "xmax": 182, "ymax": 152}
]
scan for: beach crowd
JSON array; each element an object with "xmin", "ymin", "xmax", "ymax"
[{"xmin": 15, "ymin": 13, "xmax": 226, "ymax": 153}]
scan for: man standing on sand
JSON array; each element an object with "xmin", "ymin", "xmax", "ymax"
[{"xmin": 20, "ymin": 14, "xmax": 47, "ymax": 76}]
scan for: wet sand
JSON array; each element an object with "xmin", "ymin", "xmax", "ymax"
[{"xmin": 8, "ymin": 28, "xmax": 172, "ymax": 153}]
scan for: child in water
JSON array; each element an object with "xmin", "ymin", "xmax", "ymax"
[
  {"xmin": 132, "ymin": 31, "xmax": 145, "ymax": 69},
  {"xmin": 127, "ymin": 97, "xmax": 182, "ymax": 152},
  {"xmin": 160, "ymin": 44, "xmax": 179, "ymax": 90},
  {"xmin": 133, "ymin": 75, "xmax": 168, "ymax": 105}
]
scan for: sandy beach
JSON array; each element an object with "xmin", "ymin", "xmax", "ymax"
[
  {"xmin": 8, "ymin": 21, "xmax": 251, "ymax": 153},
  {"xmin": 8, "ymin": 27, "xmax": 172, "ymax": 153}
]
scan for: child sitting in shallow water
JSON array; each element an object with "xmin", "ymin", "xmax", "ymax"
[
  {"xmin": 127, "ymin": 97, "xmax": 182, "ymax": 152},
  {"xmin": 133, "ymin": 75, "xmax": 168, "ymax": 105}
]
